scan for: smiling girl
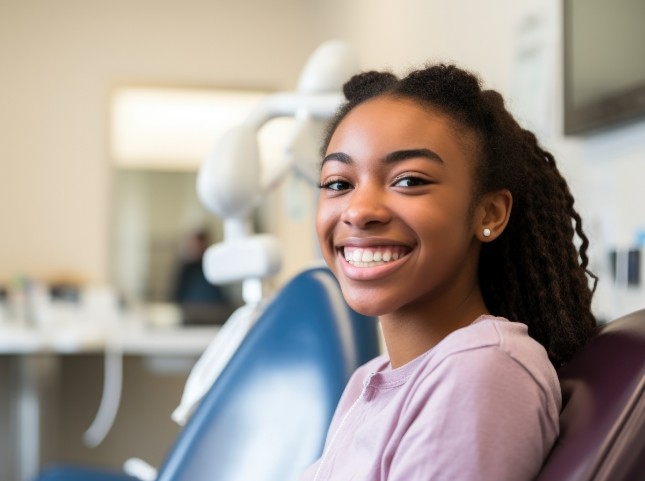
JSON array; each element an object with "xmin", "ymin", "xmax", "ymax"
[{"xmin": 301, "ymin": 65, "xmax": 597, "ymax": 480}]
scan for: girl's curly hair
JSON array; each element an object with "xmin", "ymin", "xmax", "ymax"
[{"xmin": 322, "ymin": 64, "xmax": 597, "ymax": 367}]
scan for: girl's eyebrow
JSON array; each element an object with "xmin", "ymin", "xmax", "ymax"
[
  {"xmin": 322, "ymin": 152, "xmax": 352, "ymax": 165},
  {"xmin": 384, "ymin": 148, "xmax": 444, "ymax": 165},
  {"xmin": 322, "ymin": 148, "xmax": 444, "ymax": 166}
]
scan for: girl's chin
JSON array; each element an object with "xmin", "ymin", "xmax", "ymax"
[
  {"xmin": 339, "ymin": 288, "xmax": 399, "ymax": 318},
  {"xmin": 348, "ymin": 303, "xmax": 385, "ymax": 318}
]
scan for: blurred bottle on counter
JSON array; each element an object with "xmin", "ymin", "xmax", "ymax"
[
  {"xmin": 4, "ymin": 276, "xmax": 53, "ymax": 327},
  {"xmin": 0, "ymin": 285, "xmax": 7, "ymax": 324}
]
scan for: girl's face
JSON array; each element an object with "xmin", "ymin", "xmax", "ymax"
[{"xmin": 316, "ymin": 96, "xmax": 483, "ymax": 319}]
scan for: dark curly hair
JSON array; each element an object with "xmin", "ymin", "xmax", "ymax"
[{"xmin": 322, "ymin": 64, "xmax": 597, "ymax": 367}]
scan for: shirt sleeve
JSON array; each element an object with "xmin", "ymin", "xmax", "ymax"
[{"xmin": 387, "ymin": 347, "xmax": 558, "ymax": 481}]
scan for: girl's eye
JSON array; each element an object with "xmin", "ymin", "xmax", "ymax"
[
  {"xmin": 392, "ymin": 176, "xmax": 431, "ymax": 188},
  {"xmin": 319, "ymin": 179, "xmax": 351, "ymax": 191}
]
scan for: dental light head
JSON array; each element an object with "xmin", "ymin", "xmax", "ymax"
[
  {"xmin": 197, "ymin": 125, "xmax": 260, "ymax": 221},
  {"xmin": 196, "ymin": 40, "xmax": 359, "ymax": 301},
  {"xmin": 297, "ymin": 39, "xmax": 361, "ymax": 94}
]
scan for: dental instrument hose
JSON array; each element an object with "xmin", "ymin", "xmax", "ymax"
[{"xmin": 83, "ymin": 337, "xmax": 123, "ymax": 447}]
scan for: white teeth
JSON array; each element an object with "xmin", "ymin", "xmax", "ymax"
[
  {"xmin": 343, "ymin": 246, "xmax": 408, "ymax": 267},
  {"xmin": 353, "ymin": 261, "xmax": 377, "ymax": 268}
]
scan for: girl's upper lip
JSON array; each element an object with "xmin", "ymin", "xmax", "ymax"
[{"xmin": 335, "ymin": 237, "xmax": 415, "ymax": 248}]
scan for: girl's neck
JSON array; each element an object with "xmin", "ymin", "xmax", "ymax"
[{"xmin": 380, "ymin": 284, "xmax": 489, "ymax": 369}]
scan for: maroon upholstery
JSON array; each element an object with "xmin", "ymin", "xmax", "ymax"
[{"xmin": 536, "ymin": 309, "xmax": 645, "ymax": 481}]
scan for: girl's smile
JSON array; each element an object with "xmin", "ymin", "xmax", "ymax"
[{"xmin": 336, "ymin": 241, "xmax": 413, "ymax": 280}]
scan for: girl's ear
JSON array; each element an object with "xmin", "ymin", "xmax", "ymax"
[{"xmin": 474, "ymin": 189, "xmax": 512, "ymax": 242}]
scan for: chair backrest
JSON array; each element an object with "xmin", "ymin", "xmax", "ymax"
[
  {"xmin": 536, "ymin": 309, "xmax": 645, "ymax": 481},
  {"xmin": 156, "ymin": 267, "xmax": 380, "ymax": 481}
]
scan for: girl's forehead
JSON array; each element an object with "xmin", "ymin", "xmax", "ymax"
[
  {"xmin": 342, "ymin": 95, "xmax": 434, "ymax": 122},
  {"xmin": 328, "ymin": 96, "xmax": 480, "ymax": 162}
]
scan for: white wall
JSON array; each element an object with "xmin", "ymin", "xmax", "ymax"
[
  {"xmin": 576, "ymin": 120, "xmax": 645, "ymax": 319},
  {"xmin": 311, "ymin": 0, "xmax": 520, "ymax": 90}
]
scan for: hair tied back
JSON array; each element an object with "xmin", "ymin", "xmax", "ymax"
[{"xmin": 343, "ymin": 71, "xmax": 398, "ymax": 102}]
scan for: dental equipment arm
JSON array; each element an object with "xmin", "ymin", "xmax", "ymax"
[{"xmin": 196, "ymin": 39, "xmax": 358, "ymax": 300}]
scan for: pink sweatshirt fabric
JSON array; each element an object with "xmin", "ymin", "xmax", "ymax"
[{"xmin": 301, "ymin": 315, "xmax": 561, "ymax": 481}]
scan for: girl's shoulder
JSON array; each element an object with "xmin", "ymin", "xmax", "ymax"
[
  {"xmin": 435, "ymin": 315, "xmax": 551, "ymax": 368},
  {"xmin": 424, "ymin": 315, "xmax": 560, "ymax": 401},
  {"xmin": 348, "ymin": 315, "xmax": 559, "ymax": 401}
]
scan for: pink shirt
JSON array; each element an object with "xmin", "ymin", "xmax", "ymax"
[{"xmin": 301, "ymin": 315, "xmax": 561, "ymax": 481}]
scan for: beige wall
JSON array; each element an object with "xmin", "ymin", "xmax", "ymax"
[
  {"xmin": 310, "ymin": 0, "xmax": 523, "ymax": 92},
  {"xmin": 0, "ymin": 0, "xmax": 320, "ymax": 285}
]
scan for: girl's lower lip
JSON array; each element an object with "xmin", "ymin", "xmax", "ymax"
[{"xmin": 336, "ymin": 249, "xmax": 410, "ymax": 281}]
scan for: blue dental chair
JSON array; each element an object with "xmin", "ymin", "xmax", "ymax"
[{"xmin": 35, "ymin": 267, "xmax": 381, "ymax": 481}]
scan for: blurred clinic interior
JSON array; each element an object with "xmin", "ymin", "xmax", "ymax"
[{"xmin": 1, "ymin": 0, "xmax": 644, "ymax": 480}]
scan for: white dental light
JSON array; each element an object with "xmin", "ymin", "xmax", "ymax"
[
  {"xmin": 197, "ymin": 125, "xmax": 261, "ymax": 220},
  {"xmin": 297, "ymin": 38, "xmax": 360, "ymax": 93},
  {"xmin": 196, "ymin": 40, "xmax": 359, "ymax": 299}
]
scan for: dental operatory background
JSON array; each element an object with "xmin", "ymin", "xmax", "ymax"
[{"xmin": 1, "ymin": 0, "xmax": 644, "ymax": 480}]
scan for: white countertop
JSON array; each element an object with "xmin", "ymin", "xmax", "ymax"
[{"xmin": 0, "ymin": 320, "xmax": 220, "ymax": 356}]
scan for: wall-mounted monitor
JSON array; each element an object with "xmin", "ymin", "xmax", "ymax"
[{"xmin": 563, "ymin": 0, "xmax": 645, "ymax": 135}]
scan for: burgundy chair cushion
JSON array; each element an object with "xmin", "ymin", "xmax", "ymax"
[{"xmin": 536, "ymin": 309, "xmax": 645, "ymax": 481}]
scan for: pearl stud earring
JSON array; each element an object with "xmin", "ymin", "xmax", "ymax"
[{"xmin": 483, "ymin": 228, "xmax": 491, "ymax": 237}]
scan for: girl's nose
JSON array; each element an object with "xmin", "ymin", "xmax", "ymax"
[{"xmin": 340, "ymin": 186, "xmax": 391, "ymax": 229}]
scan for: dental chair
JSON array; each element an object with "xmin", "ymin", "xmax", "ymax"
[
  {"xmin": 536, "ymin": 308, "xmax": 645, "ymax": 481},
  {"xmin": 35, "ymin": 266, "xmax": 381, "ymax": 481}
]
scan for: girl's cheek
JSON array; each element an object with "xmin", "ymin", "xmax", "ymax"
[{"xmin": 315, "ymin": 206, "xmax": 333, "ymax": 242}]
